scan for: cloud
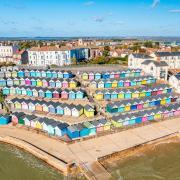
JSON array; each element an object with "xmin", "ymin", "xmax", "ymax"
[
  {"xmin": 114, "ymin": 21, "xmax": 125, "ymax": 25},
  {"xmin": 169, "ymin": 9, "xmax": 180, "ymax": 13},
  {"xmin": 93, "ymin": 16, "xmax": 104, "ymax": 23},
  {"xmin": 108, "ymin": 12, "xmax": 113, "ymax": 16},
  {"xmin": 84, "ymin": 1, "xmax": 95, "ymax": 6},
  {"xmin": 151, "ymin": 0, "xmax": 160, "ymax": 8},
  {"xmin": 3, "ymin": 2, "xmax": 26, "ymax": 9}
]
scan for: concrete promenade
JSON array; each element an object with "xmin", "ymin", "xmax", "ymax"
[{"xmin": 0, "ymin": 117, "xmax": 180, "ymax": 179}]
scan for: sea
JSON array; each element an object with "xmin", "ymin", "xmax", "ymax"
[
  {"xmin": 106, "ymin": 141, "xmax": 180, "ymax": 180},
  {"xmin": 0, "ymin": 143, "xmax": 65, "ymax": 180}
]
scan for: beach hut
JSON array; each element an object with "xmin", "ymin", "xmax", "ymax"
[
  {"xmin": 36, "ymin": 79, "xmax": 43, "ymax": 87},
  {"xmin": 139, "ymin": 89, "xmax": 146, "ymax": 98},
  {"xmin": 124, "ymin": 80, "xmax": 130, "ymax": 87},
  {"xmin": 49, "ymin": 79, "xmax": 56, "ymax": 88},
  {"xmin": 104, "ymin": 91, "xmax": 111, "ymax": 100},
  {"xmin": 25, "ymin": 78, "xmax": 31, "ymax": 86},
  {"xmin": 132, "ymin": 90, "xmax": 139, "ymax": 99},
  {"xmin": 55, "ymin": 80, "xmax": 62, "ymax": 88},
  {"xmin": 131, "ymin": 101, "xmax": 138, "ymax": 111},
  {"xmin": 46, "ymin": 120, "xmax": 57, "ymax": 135},
  {"xmin": 76, "ymin": 90, "xmax": 84, "ymax": 99},
  {"xmin": 147, "ymin": 112, "xmax": 155, "ymax": 121},
  {"xmin": 42, "ymin": 103, "xmax": 49, "ymax": 113},
  {"xmin": 53, "ymin": 90, "xmax": 60, "ymax": 99},
  {"xmin": 30, "ymin": 70, "xmax": 36, "ymax": 77},
  {"xmin": 27, "ymin": 88, "xmax": 33, "ymax": 97},
  {"xmin": 51, "ymin": 71, "xmax": 58, "ymax": 78},
  {"xmin": 35, "ymin": 102, "xmax": 43, "ymax": 112},
  {"xmin": 71, "ymin": 105, "xmax": 84, "ymax": 117},
  {"xmin": 48, "ymin": 104, "xmax": 56, "ymax": 114},
  {"xmin": 111, "ymin": 90, "xmax": 118, "ymax": 99},
  {"xmin": 91, "ymin": 120, "xmax": 103, "ymax": 133},
  {"xmin": 28, "ymin": 102, "xmax": 36, "ymax": 111},
  {"xmin": 35, "ymin": 70, "xmax": 41, "ymax": 77},
  {"xmin": 97, "ymin": 80, "xmax": 105, "ymax": 89},
  {"xmin": 142, "ymin": 113, "xmax": 148, "ymax": 122},
  {"xmin": 0, "ymin": 78, "xmax": 6, "ymax": 87},
  {"xmin": 0, "ymin": 115, "xmax": 11, "ymax": 125},
  {"xmin": 69, "ymin": 90, "xmax": 76, "ymax": 100},
  {"xmin": 118, "ymin": 80, "xmax": 124, "ymax": 87},
  {"xmin": 111, "ymin": 116, "xmax": 123, "ymax": 128},
  {"xmin": 83, "ymin": 121, "xmax": 96, "ymax": 136},
  {"xmin": 7, "ymin": 78, "xmax": 13, "ymax": 86},
  {"xmin": 95, "ymin": 72, "xmax": 101, "ymax": 80},
  {"xmin": 101, "ymin": 119, "xmax": 111, "ymax": 131},
  {"xmin": 64, "ymin": 104, "xmax": 72, "ymax": 116},
  {"xmin": 82, "ymin": 72, "xmax": 88, "ymax": 80},
  {"xmin": 42, "ymin": 79, "xmax": 48, "ymax": 87},
  {"xmin": 111, "ymin": 80, "xmax": 118, "ymax": 88},
  {"xmin": 94, "ymin": 90, "xmax": 104, "ymax": 100},
  {"xmin": 45, "ymin": 90, "xmax": 53, "ymax": 98},
  {"xmin": 114, "ymin": 71, "xmax": 120, "ymax": 79},
  {"xmin": 89, "ymin": 81, "xmax": 97, "ymax": 89},
  {"xmin": 32, "ymin": 88, "xmax": 38, "ymax": 97},
  {"xmin": 57, "ymin": 71, "xmax": 63, "ymax": 78},
  {"xmin": 84, "ymin": 105, "xmax": 95, "ymax": 118},
  {"xmin": 35, "ymin": 118, "xmax": 44, "ymax": 130},
  {"xmin": 54, "ymin": 123, "xmax": 68, "ymax": 137},
  {"xmin": 62, "ymin": 80, "xmax": 69, "ymax": 88},
  {"xmin": 46, "ymin": 70, "xmax": 52, "ymax": 78},
  {"xmin": 124, "ymin": 90, "xmax": 132, "ymax": 99},
  {"xmin": 104, "ymin": 80, "xmax": 112, "ymax": 88},
  {"xmin": 67, "ymin": 125, "xmax": 80, "ymax": 139},
  {"xmin": 16, "ymin": 87, "xmax": 22, "ymax": 95},
  {"xmin": 21, "ymin": 101, "xmax": 29, "ymax": 110},
  {"xmin": 10, "ymin": 87, "xmax": 16, "ymax": 95},
  {"xmin": 56, "ymin": 105, "xmax": 64, "ymax": 115},
  {"xmin": 89, "ymin": 72, "xmax": 95, "ymax": 80},
  {"xmin": 76, "ymin": 124, "xmax": 89, "ymax": 137},
  {"xmin": 18, "ymin": 70, "xmax": 25, "ymax": 77},
  {"xmin": 102, "ymin": 72, "xmax": 110, "ymax": 79},
  {"xmin": 40, "ymin": 70, "xmax": 46, "ymax": 78},
  {"xmin": 63, "ymin": 71, "xmax": 70, "ymax": 79},
  {"xmin": 117, "ymin": 90, "xmax": 124, "ymax": 99},
  {"xmin": 31, "ymin": 78, "xmax": 37, "ymax": 86},
  {"xmin": 135, "ymin": 114, "xmax": 142, "ymax": 124},
  {"xmin": 137, "ymin": 100, "xmax": 144, "ymax": 110},
  {"xmin": 110, "ymin": 72, "xmax": 115, "ymax": 79},
  {"xmin": 125, "ymin": 102, "xmax": 131, "ymax": 112},
  {"xmin": 24, "ymin": 70, "xmax": 30, "ymax": 77},
  {"xmin": 129, "ymin": 115, "xmax": 136, "ymax": 125},
  {"xmin": 21, "ymin": 87, "xmax": 27, "ymax": 96},
  {"xmin": 3, "ymin": 87, "xmax": 10, "ymax": 95},
  {"xmin": 120, "ymin": 71, "xmax": 126, "ymax": 78},
  {"xmin": 19, "ymin": 78, "xmax": 25, "ymax": 86},
  {"xmin": 61, "ymin": 90, "xmax": 69, "ymax": 99},
  {"xmin": 38, "ymin": 89, "xmax": 45, "ymax": 98},
  {"xmin": 154, "ymin": 110, "xmax": 162, "ymax": 120},
  {"xmin": 0, "ymin": 72, "xmax": 4, "ymax": 78},
  {"xmin": 69, "ymin": 80, "xmax": 77, "ymax": 88},
  {"xmin": 18, "ymin": 114, "xmax": 26, "ymax": 125}
]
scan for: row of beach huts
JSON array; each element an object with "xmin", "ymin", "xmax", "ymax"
[
  {"xmin": 106, "ymin": 94, "xmax": 177, "ymax": 113},
  {"xmin": 94, "ymin": 84, "xmax": 172, "ymax": 100},
  {"xmin": 0, "ymin": 69, "xmax": 74, "ymax": 79},
  {"xmin": 3, "ymin": 86, "xmax": 86, "ymax": 99},
  {"xmin": 0, "ymin": 77, "xmax": 79, "ymax": 88},
  {"xmin": 0, "ymin": 102, "xmax": 179, "ymax": 139},
  {"xmin": 8, "ymin": 98, "xmax": 95, "ymax": 118},
  {"xmin": 80, "ymin": 69, "xmax": 142, "ymax": 80},
  {"xmin": 88, "ymin": 76, "xmax": 156, "ymax": 89}
]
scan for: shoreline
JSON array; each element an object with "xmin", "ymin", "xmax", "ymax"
[
  {"xmin": 99, "ymin": 132, "xmax": 180, "ymax": 170},
  {"xmin": 0, "ymin": 135, "xmax": 72, "ymax": 176}
]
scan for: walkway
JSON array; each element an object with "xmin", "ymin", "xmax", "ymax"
[{"xmin": 0, "ymin": 117, "xmax": 180, "ymax": 179}]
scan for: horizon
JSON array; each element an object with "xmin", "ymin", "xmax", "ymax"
[{"xmin": 0, "ymin": 0, "xmax": 180, "ymax": 37}]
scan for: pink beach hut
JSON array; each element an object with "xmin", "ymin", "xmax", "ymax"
[
  {"xmin": 124, "ymin": 80, "xmax": 130, "ymax": 87},
  {"xmin": 89, "ymin": 72, "xmax": 95, "ymax": 80},
  {"xmin": 137, "ymin": 100, "xmax": 144, "ymax": 110},
  {"xmin": 62, "ymin": 80, "xmax": 69, "ymax": 88},
  {"xmin": 142, "ymin": 113, "xmax": 148, "ymax": 122},
  {"xmin": 114, "ymin": 71, "xmax": 120, "ymax": 79},
  {"xmin": 42, "ymin": 79, "xmax": 48, "ymax": 87},
  {"xmin": 25, "ymin": 78, "xmax": 31, "ymax": 86},
  {"xmin": 61, "ymin": 90, "xmax": 69, "ymax": 99}
]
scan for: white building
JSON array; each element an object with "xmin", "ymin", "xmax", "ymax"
[
  {"xmin": 28, "ymin": 46, "xmax": 72, "ymax": 66},
  {"xmin": 151, "ymin": 52, "xmax": 180, "ymax": 69},
  {"xmin": 141, "ymin": 60, "xmax": 168, "ymax": 81},
  {"xmin": 128, "ymin": 53, "xmax": 152, "ymax": 68},
  {"xmin": 0, "ymin": 45, "xmax": 19, "ymax": 63},
  {"xmin": 169, "ymin": 74, "xmax": 180, "ymax": 94}
]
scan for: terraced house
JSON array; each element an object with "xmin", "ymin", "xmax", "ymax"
[{"xmin": 28, "ymin": 46, "xmax": 89, "ymax": 66}]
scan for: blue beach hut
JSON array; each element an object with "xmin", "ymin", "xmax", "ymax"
[
  {"xmin": 104, "ymin": 80, "xmax": 112, "ymax": 88},
  {"xmin": 95, "ymin": 72, "xmax": 101, "ymax": 80},
  {"xmin": 45, "ymin": 90, "xmax": 53, "ymax": 98},
  {"xmin": 27, "ymin": 88, "xmax": 33, "ymax": 97},
  {"xmin": 104, "ymin": 91, "xmax": 111, "ymax": 100},
  {"xmin": 0, "ymin": 115, "xmax": 11, "ymax": 125},
  {"xmin": 30, "ymin": 70, "xmax": 36, "ymax": 77},
  {"xmin": 56, "ymin": 105, "xmax": 64, "ymax": 115},
  {"xmin": 67, "ymin": 125, "xmax": 80, "ymax": 139},
  {"xmin": 69, "ymin": 90, "xmax": 76, "ymax": 99},
  {"xmin": 54, "ymin": 123, "xmax": 68, "ymax": 137},
  {"xmin": 76, "ymin": 90, "xmax": 84, "ymax": 99},
  {"xmin": 3, "ymin": 87, "xmax": 10, "ymax": 95},
  {"xmin": 18, "ymin": 70, "xmax": 25, "ymax": 77},
  {"xmin": 76, "ymin": 124, "xmax": 89, "ymax": 137},
  {"xmin": 31, "ymin": 78, "xmax": 37, "ymax": 86}
]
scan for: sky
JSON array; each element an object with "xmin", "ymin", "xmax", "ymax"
[{"xmin": 0, "ymin": 0, "xmax": 180, "ymax": 37}]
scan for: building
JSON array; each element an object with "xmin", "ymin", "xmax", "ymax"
[
  {"xmin": 0, "ymin": 44, "xmax": 19, "ymax": 63},
  {"xmin": 141, "ymin": 60, "xmax": 168, "ymax": 80},
  {"xmin": 28, "ymin": 46, "xmax": 89, "ymax": 66},
  {"xmin": 151, "ymin": 52, "xmax": 180, "ymax": 69},
  {"xmin": 128, "ymin": 53, "xmax": 153, "ymax": 68},
  {"xmin": 169, "ymin": 73, "xmax": 180, "ymax": 94},
  {"xmin": 28, "ymin": 46, "xmax": 72, "ymax": 66},
  {"xmin": 13, "ymin": 49, "xmax": 28, "ymax": 65}
]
